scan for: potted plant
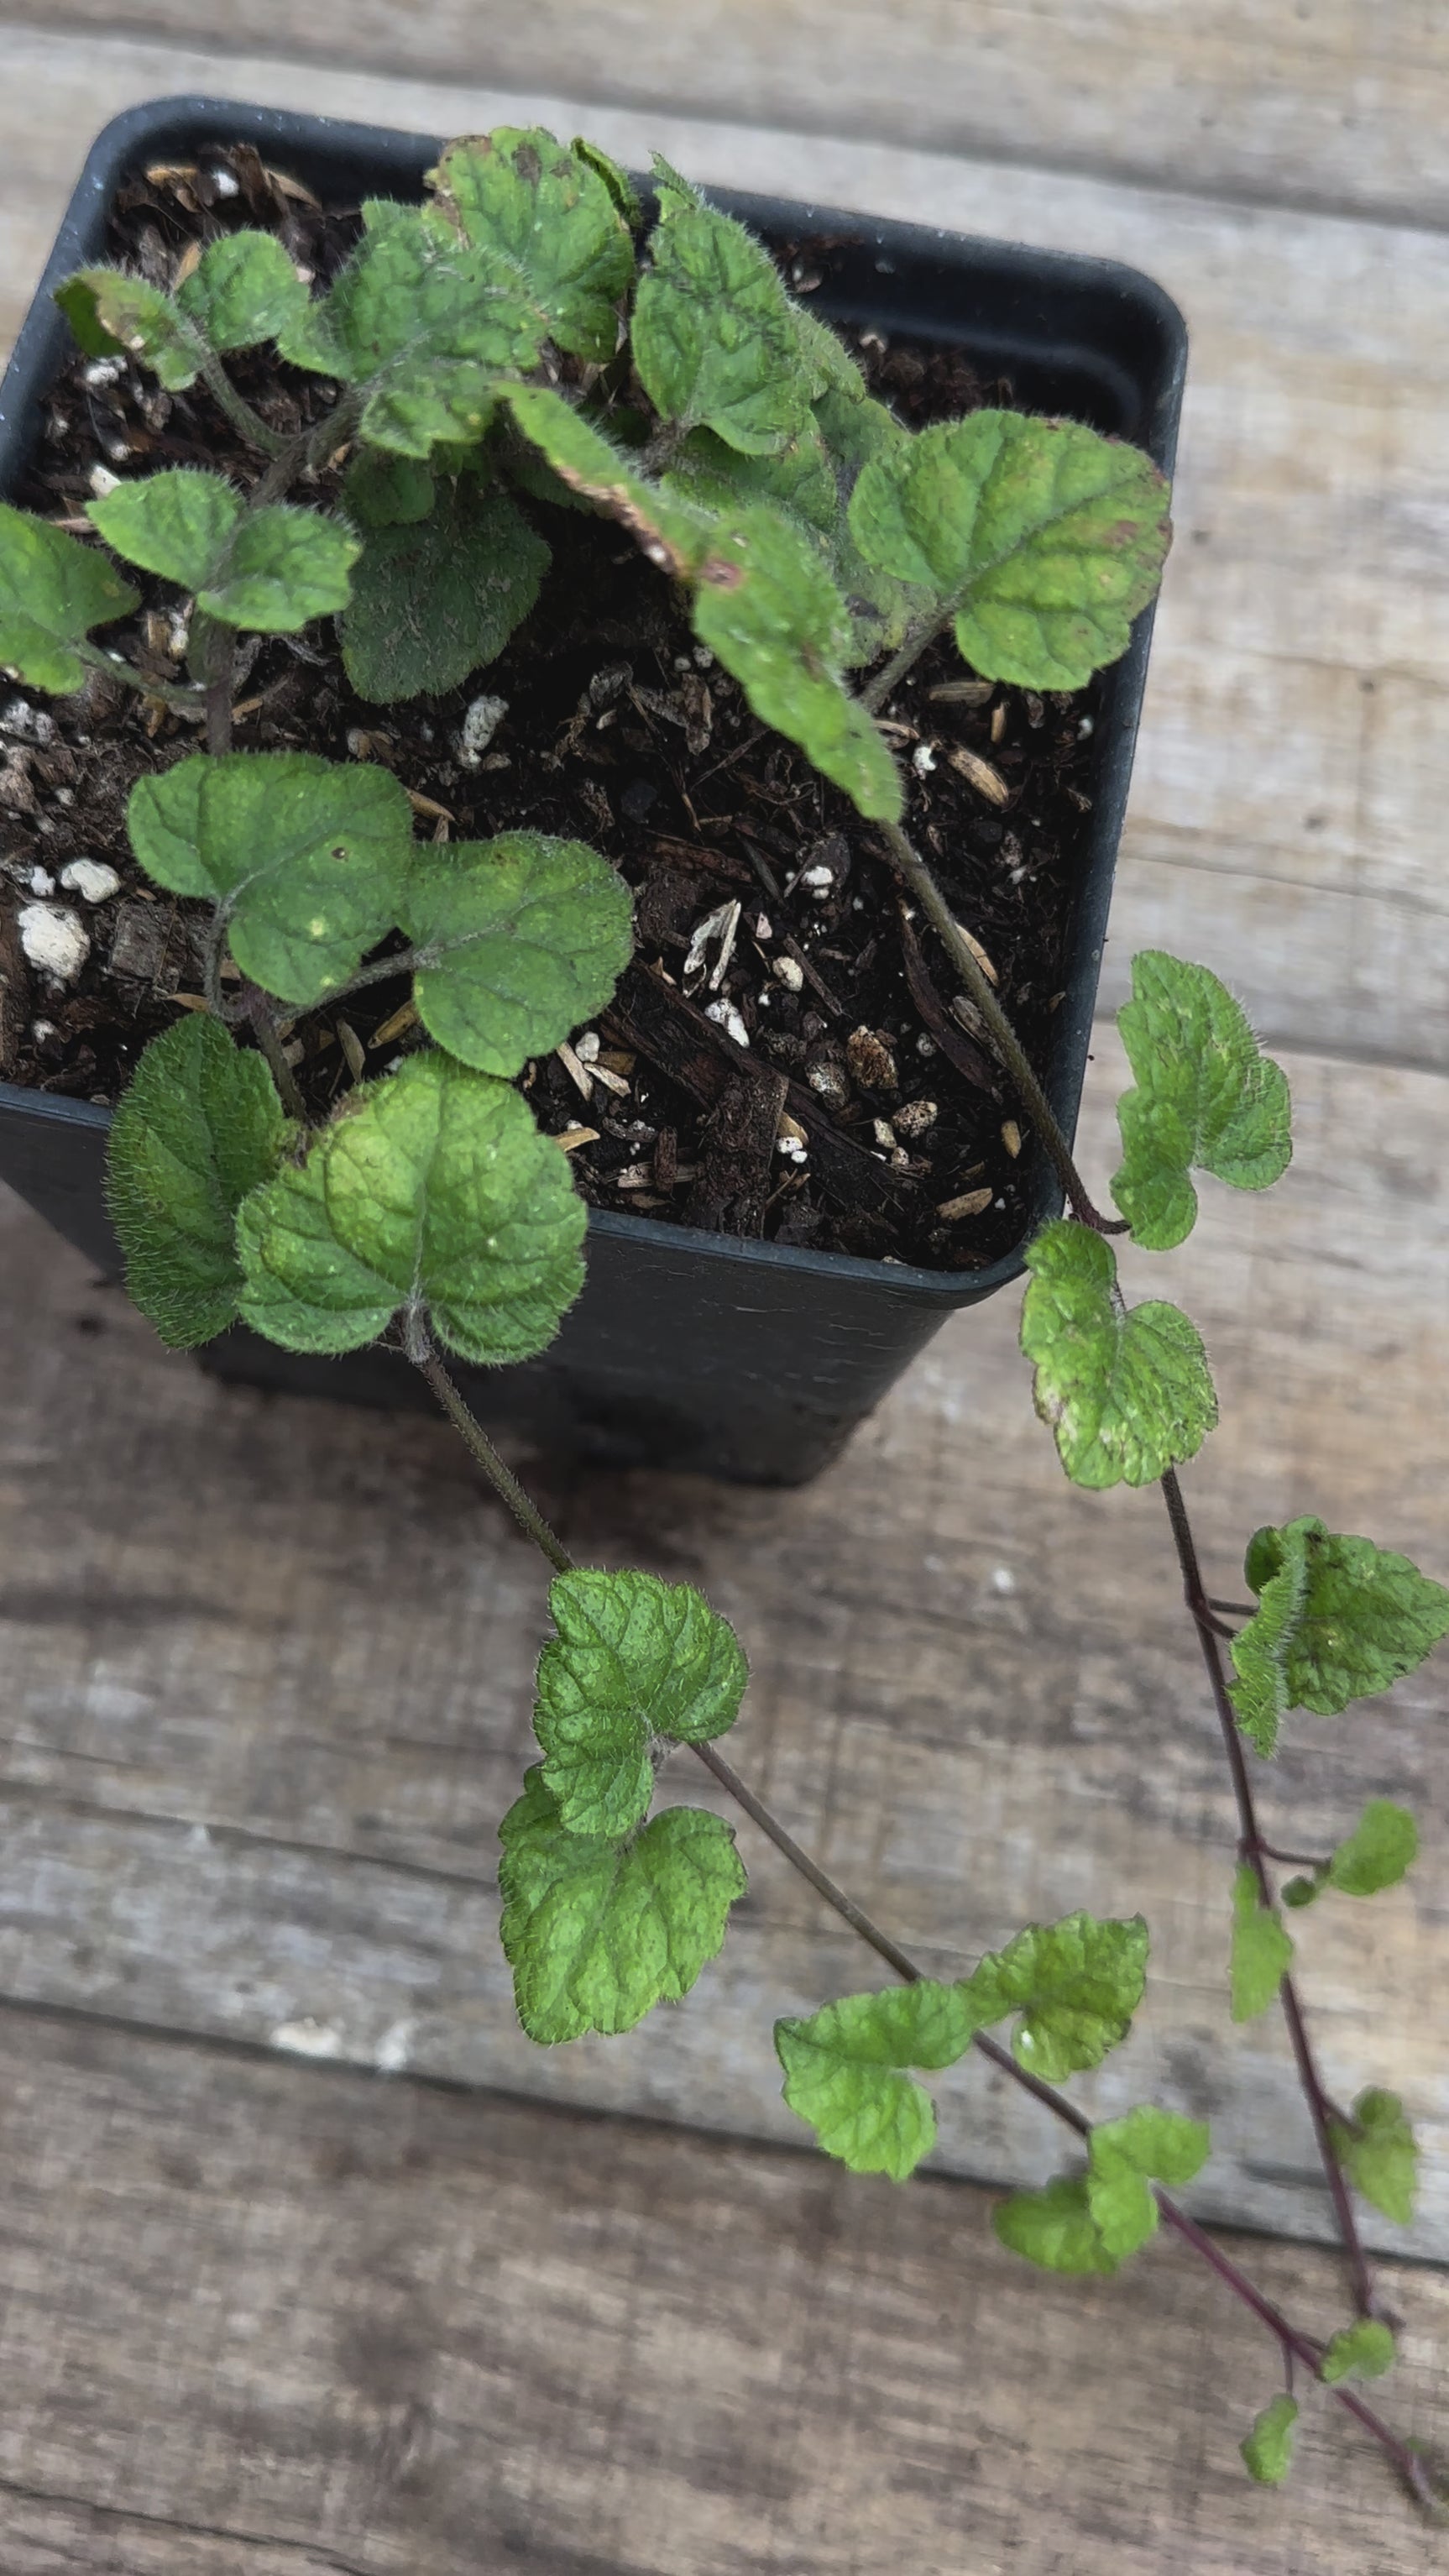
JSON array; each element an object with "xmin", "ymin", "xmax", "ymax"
[
  {"xmin": 0, "ymin": 95, "xmax": 1185, "ymax": 1482},
  {"xmin": 3, "ymin": 103, "xmax": 1444, "ymax": 2507}
]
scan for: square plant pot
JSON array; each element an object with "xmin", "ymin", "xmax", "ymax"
[{"xmin": 0, "ymin": 96, "xmax": 1186, "ymax": 1484}]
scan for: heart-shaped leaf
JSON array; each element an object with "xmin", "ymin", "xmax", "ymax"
[
  {"xmin": 127, "ymin": 751, "xmax": 413, "ymax": 1008},
  {"xmin": 340, "ymin": 477, "xmax": 550, "ymax": 703},
  {"xmin": 1112, "ymin": 951, "xmax": 1291, "ymax": 1249},
  {"xmin": 89, "ymin": 471, "xmax": 358, "ymax": 631},
  {"xmin": 775, "ymin": 1981, "xmax": 977, "ymax": 2181},
  {"xmin": 633, "ymin": 175, "xmax": 811, "ymax": 454},
  {"xmin": 235, "ymin": 1050, "xmax": 586, "ymax": 1364},
  {"xmin": 175, "ymin": 229, "xmax": 310, "ymax": 353},
  {"xmin": 426, "ymin": 128, "xmax": 633, "ymax": 364},
  {"xmin": 1020, "ymin": 1219, "xmax": 1218, "ymax": 1490},
  {"xmin": 56, "ymin": 269, "xmax": 204, "ymax": 390},
  {"xmin": 533, "ymin": 1568, "xmax": 748, "ymax": 1835},
  {"xmin": 403, "ymin": 831, "xmax": 632, "ymax": 1075},
  {"xmin": 1229, "ymin": 1863, "xmax": 1294, "ymax": 2022},
  {"xmin": 106, "ymin": 1013, "xmax": 290, "ymax": 1348},
  {"xmin": 0, "ymin": 501, "xmax": 138, "ymax": 694},
  {"xmin": 498, "ymin": 1767, "xmax": 746, "ymax": 2043},
  {"xmin": 960, "ymin": 1911, "xmax": 1149, "ymax": 2081},
  {"xmin": 1231, "ymin": 1516, "xmax": 1449, "ymax": 1756},
  {"xmin": 1329, "ymin": 2088, "xmax": 1418, "ymax": 2227},
  {"xmin": 850, "ymin": 410, "xmax": 1170, "ymax": 690}
]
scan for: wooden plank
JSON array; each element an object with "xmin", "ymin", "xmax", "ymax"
[
  {"xmin": 3, "ymin": 34, "xmax": 1449, "ymax": 1067},
  {"xmin": 3, "ymin": 1028, "xmax": 1447, "ymax": 2256},
  {"xmin": 5, "ymin": 0, "xmax": 1449, "ymax": 231},
  {"xmin": 2, "ymin": 2008, "xmax": 1446, "ymax": 2573}
]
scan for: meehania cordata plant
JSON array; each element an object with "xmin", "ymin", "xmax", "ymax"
[{"xmin": 3, "ymin": 128, "xmax": 1446, "ymax": 2504}]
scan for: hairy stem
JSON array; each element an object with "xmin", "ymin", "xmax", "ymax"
[
  {"xmin": 861, "ymin": 606, "xmax": 955, "ymax": 714},
  {"xmin": 248, "ymin": 1004, "xmax": 306, "ymax": 1124},
  {"xmin": 190, "ymin": 610, "xmax": 237, "ymax": 758},
  {"xmin": 879, "ymin": 819, "xmax": 1122, "ymax": 1232},
  {"xmin": 1160, "ymin": 1467, "xmax": 1378, "ymax": 2321},
  {"xmin": 199, "ymin": 355, "xmax": 286, "ymax": 458},
  {"xmin": 409, "ymin": 1343, "xmax": 1426, "ymax": 2492}
]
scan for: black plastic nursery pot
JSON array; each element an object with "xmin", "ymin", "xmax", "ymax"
[{"xmin": 0, "ymin": 97, "xmax": 1186, "ymax": 1484}]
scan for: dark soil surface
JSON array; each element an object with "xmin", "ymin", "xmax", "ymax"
[{"xmin": 0, "ymin": 142, "xmax": 1104, "ymax": 1270}]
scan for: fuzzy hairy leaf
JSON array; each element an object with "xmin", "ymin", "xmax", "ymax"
[
  {"xmin": 1241, "ymin": 2395, "xmax": 1298, "ymax": 2486},
  {"xmin": 1112, "ymin": 952, "xmax": 1292, "ymax": 1249},
  {"xmin": 175, "ymin": 229, "xmax": 309, "ymax": 353},
  {"xmin": 1085, "ymin": 2105, "xmax": 1211, "ymax": 2260},
  {"xmin": 663, "ymin": 423, "xmax": 839, "ymax": 539},
  {"xmin": 87, "ymin": 468, "xmax": 242, "ymax": 588},
  {"xmin": 280, "ymin": 201, "xmax": 539, "ymax": 458},
  {"xmin": 1229, "ymin": 1863, "xmax": 1294, "ymax": 2023},
  {"xmin": 775, "ymin": 1982, "xmax": 977, "ymax": 2181},
  {"xmin": 56, "ymin": 269, "xmax": 204, "ymax": 390},
  {"xmin": 533, "ymin": 1568, "xmax": 748, "ymax": 1835},
  {"xmin": 1232, "ymin": 1519, "xmax": 1449, "ymax": 1757},
  {"xmin": 106, "ymin": 1014, "xmax": 290, "ymax": 1348},
  {"xmin": 960, "ymin": 1911, "xmax": 1148, "ymax": 2081},
  {"xmin": 426, "ymin": 128, "xmax": 633, "ymax": 364},
  {"xmin": 340, "ymin": 475, "xmax": 549, "ymax": 702},
  {"xmin": 128, "ymin": 751, "xmax": 412, "ymax": 1008},
  {"xmin": 0, "ymin": 500, "xmax": 138, "ymax": 693},
  {"xmin": 503, "ymin": 385, "xmax": 721, "ymax": 577},
  {"xmin": 343, "ymin": 453, "xmax": 437, "ymax": 530},
  {"xmin": 1321, "ymin": 2320, "xmax": 1396, "ymax": 2385},
  {"xmin": 634, "ymin": 185, "xmax": 812, "ymax": 454},
  {"xmin": 691, "ymin": 507, "xmax": 902, "ymax": 819},
  {"xmin": 850, "ymin": 410, "xmax": 1169, "ymax": 689},
  {"xmin": 813, "ymin": 390, "xmax": 935, "ymax": 663},
  {"xmin": 201, "ymin": 505, "xmax": 358, "ymax": 630},
  {"xmin": 498, "ymin": 1767, "xmax": 746, "ymax": 2043},
  {"xmin": 994, "ymin": 2176, "xmax": 1118, "ymax": 2276},
  {"xmin": 570, "ymin": 137, "xmax": 642, "ymax": 233},
  {"xmin": 236, "ymin": 1051, "xmax": 586, "ymax": 1364},
  {"xmin": 1326, "ymin": 1798, "xmax": 1418, "ymax": 1898},
  {"xmin": 1330, "ymin": 2089, "xmax": 1419, "ymax": 2228},
  {"xmin": 1019, "ymin": 1219, "xmax": 1217, "ymax": 1490},
  {"xmin": 402, "ymin": 831, "xmax": 632, "ymax": 1076}
]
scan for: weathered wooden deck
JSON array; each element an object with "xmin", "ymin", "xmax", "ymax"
[{"xmin": 3, "ymin": 10, "xmax": 1449, "ymax": 2567}]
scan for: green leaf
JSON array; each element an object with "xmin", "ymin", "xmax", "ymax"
[
  {"xmin": 88, "ymin": 468, "xmax": 241, "ymax": 587},
  {"xmin": 1085, "ymin": 2105, "xmax": 1211, "ymax": 2260},
  {"xmin": 503, "ymin": 385, "xmax": 721, "ymax": 578},
  {"xmin": 0, "ymin": 500, "xmax": 138, "ymax": 693},
  {"xmin": 993, "ymin": 2176, "xmax": 1118, "ymax": 2275},
  {"xmin": 1111, "ymin": 952, "xmax": 1292, "ymax": 1249},
  {"xmin": 814, "ymin": 390, "xmax": 935, "ymax": 663},
  {"xmin": 426, "ymin": 129, "xmax": 633, "ymax": 364},
  {"xmin": 1019, "ymin": 1219, "xmax": 1217, "ymax": 1490},
  {"xmin": 1330, "ymin": 2089, "xmax": 1419, "ymax": 2227},
  {"xmin": 534, "ymin": 1567, "xmax": 748, "ymax": 1835},
  {"xmin": 199, "ymin": 506, "xmax": 359, "ymax": 631},
  {"xmin": 175, "ymin": 229, "xmax": 308, "ymax": 353},
  {"xmin": 105, "ymin": 1014, "xmax": 290, "ymax": 1348},
  {"xmin": 1326, "ymin": 1798, "xmax": 1417, "ymax": 1898},
  {"xmin": 403, "ymin": 831, "xmax": 632, "ymax": 1076},
  {"xmin": 1229, "ymin": 1862, "xmax": 1294, "ymax": 2023},
  {"xmin": 235, "ymin": 1050, "xmax": 585, "ymax": 1364},
  {"xmin": 342, "ymin": 452, "xmax": 436, "ymax": 530},
  {"xmin": 340, "ymin": 476, "xmax": 549, "ymax": 703},
  {"xmin": 960, "ymin": 1911, "xmax": 1148, "ymax": 2081},
  {"xmin": 1232, "ymin": 1519, "xmax": 1449, "ymax": 1756},
  {"xmin": 775, "ymin": 1982, "xmax": 978, "ymax": 2181},
  {"xmin": 690, "ymin": 506, "xmax": 902, "ymax": 821},
  {"xmin": 777, "ymin": 1978, "xmax": 983, "ymax": 2184},
  {"xmin": 633, "ymin": 189, "xmax": 810, "ymax": 453},
  {"xmin": 1241, "ymin": 2394, "xmax": 1298, "ymax": 2485},
  {"xmin": 57, "ymin": 268, "xmax": 203, "ymax": 390},
  {"xmin": 849, "ymin": 410, "xmax": 1170, "ymax": 689},
  {"xmin": 795, "ymin": 309, "xmax": 871, "ymax": 406},
  {"xmin": 498, "ymin": 1767, "xmax": 746, "ymax": 2043},
  {"xmin": 663, "ymin": 422, "xmax": 839, "ymax": 538},
  {"xmin": 1321, "ymin": 2319, "xmax": 1396, "ymax": 2385},
  {"xmin": 571, "ymin": 137, "xmax": 643, "ymax": 233},
  {"xmin": 128, "ymin": 751, "xmax": 412, "ymax": 1008},
  {"xmin": 279, "ymin": 202, "xmax": 540, "ymax": 458}
]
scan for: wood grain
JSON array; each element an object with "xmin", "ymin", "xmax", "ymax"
[
  {"xmin": 3, "ymin": 34, "xmax": 1449, "ymax": 1069},
  {"xmin": 2, "ymin": 2007, "xmax": 1447, "ymax": 2574},
  {"xmin": 3, "ymin": 1027, "xmax": 1446, "ymax": 2256},
  {"xmin": 3, "ymin": 0, "xmax": 1447, "ymax": 231}
]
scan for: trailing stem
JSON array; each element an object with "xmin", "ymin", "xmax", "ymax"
[
  {"xmin": 1160, "ymin": 1467, "xmax": 1378, "ymax": 2321},
  {"xmin": 876, "ymin": 819, "xmax": 1122, "ymax": 1233},
  {"xmin": 410, "ymin": 1336, "xmax": 1425, "ymax": 2498}
]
